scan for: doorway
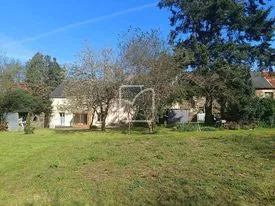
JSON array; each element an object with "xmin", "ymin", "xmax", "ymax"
[{"xmin": 59, "ymin": 113, "xmax": 65, "ymax": 126}]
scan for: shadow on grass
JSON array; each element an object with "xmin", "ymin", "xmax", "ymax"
[
  {"xmin": 54, "ymin": 128, "xmax": 92, "ymax": 135},
  {"xmin": 202, "ymin": 133, "xmax": 275, "ymax": 159},
  {"xmin": 229, "ymin": 134, "xmax": 275, "ymax": 158},
  {"xmin": 54, "ymin": 126, "xmax": 159, "ymax": 136}
]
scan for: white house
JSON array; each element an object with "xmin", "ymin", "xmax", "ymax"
[{"xmin": 49, "ymin": 84, "xmax": 128, "ymax": 129}]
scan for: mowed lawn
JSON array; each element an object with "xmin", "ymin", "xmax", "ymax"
[{"xmin": 0, "ymin": 128, "xmax": 274, "ymax": 206}]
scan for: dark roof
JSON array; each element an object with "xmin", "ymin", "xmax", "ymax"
[
  {"xmin": 50, "ymin": 83, "xmax": 65, "ymax": 98},
  {"xmin": 251, "ymin": 76, "xmax": 274, "ymax": 89}
]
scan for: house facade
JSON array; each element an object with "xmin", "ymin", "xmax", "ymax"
[
  {"xmin": 252, "ymin": 72, "xmax": 275, "ymax": 99},
  {"xmin": 49, "ymin": 84, "xmax": 128, "ymax": 129}
]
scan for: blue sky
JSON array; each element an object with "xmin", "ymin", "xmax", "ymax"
[
  {"xmin": 0, "ymin": 0, "xmax": 274, "ymax": 64},
  {"xmin": 0, "ymin": 0, "xmax": 171, "ymax": 63}
]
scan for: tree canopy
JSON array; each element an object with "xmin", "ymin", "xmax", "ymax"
[
  {"xmin": 25, "ymin": 53, "xmax": 65, "ymax": 127},
  {"xmin": 0, "ymin": 89, "xmax": 42, "ymax": 114},
  {"xmin": 26, "ymin": 52, "xmax": 64, "ymax": 90},
  {"xmin": 64, "ymin": 46, "xmax": 125, "ymax": 131},
  {"xmin": 159, "ymin": 0, "xmax": 275, "ymax": 124}
]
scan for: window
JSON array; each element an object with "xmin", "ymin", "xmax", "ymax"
[
  {"xmin": 73, "ymin": 113, "xmax": 88, "ymax": 125},
  {"xmin": 97, "ymin": 113, "xmax": 103, "ymax": 122},
  {"xmin": 265, "ymin": 92, "xmax": 274, "ymax": 99}
]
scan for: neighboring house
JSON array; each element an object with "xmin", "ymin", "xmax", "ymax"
[
  {"xmin": 49, "ymin": 84, "xmax": 128, "ymax": 129},
  {"xmin": 252, "ymin": 72, "xmax": 275, "ymax": 99},
  {"xmin": 170, "ymin": 72, "xmax": 275, "ymax": 122}
]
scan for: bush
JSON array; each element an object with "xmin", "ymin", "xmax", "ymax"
[
  {"xmin": 240, "ymin": 122, "xmax": 257, "ymax": 130},
  {"xmin": 176, "ymin": 123, "xmax": 199, "ymax": 132},
  {"xmin": 90, "ymin": 125, "xmax": 98, "ymax": 130},
  {"xmin": 258, "ymin": 98, "xmax": 275, "ymax": 128},
  {"xmin": 258, "ymin": 119, "xmax": 274, "ymax": 128},
  {"xmin": 221, "ymin": 96, "xmax": 274, "ymax": 125},
  {"xmin": 224, "ymin": 121, "xmax": 240, "ymax": 130},
  {"xmin": 222, "ymin": 121, "xmax": 258, "ymax": 130},
  {"xmin": 0, "ymin": 122, "xmax": 8, "ymax": 131},
  {"xmin": 24, "ymin": 113, "xmax": 35, "ymax": 134}
]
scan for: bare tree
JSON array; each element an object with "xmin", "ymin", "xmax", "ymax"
[
  {"xmin": 64, "ymin": 45, "xmax": 125, "ymax": 131},
  {"xmin": 119, "ymin": 28, "xmax": 182, "ymax": 131}
]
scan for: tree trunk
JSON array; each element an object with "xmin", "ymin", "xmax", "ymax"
[
  {"xmin": 44, "ymin": 112, "xmax": 50, "ymax": 128},
  {"xmin": 25, "ymin": 113, "xmax": 34, "ymax": 134},
  {"xmin": 147, "ymin": 120, "xmax": 153, "ymax": 133},
  {"xmin": 101, "ymin": 117, "xmax": 106, "ymax": 131},
  {"xmin": 100, "ymin": 107, "xmax": 107, "ymax": 132},
  {"xmin": 220, "ymin": 99, "xmax": 226, "ymax": 120},
  {"xmin": 90, "ymin": 110, "xmax": 95, "ymax": 128},
  {"xmin": 147, "ymin": 113, "xmax": 155, "ymax": 133},
  {"xmin": 128, "ymin": 112, "xmax": 131, "ymax": 134},
  {"xmin": 205, "ymin": 95, "xmax": 213, "ymax": 125},
  {"xmin": 100, "ymin": 101, "xmax": 111, "ymax": 132}
]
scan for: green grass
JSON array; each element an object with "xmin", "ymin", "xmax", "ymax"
[{"xmin": 0, "ymin": 128, "xmax": 274, "ymax": 206}]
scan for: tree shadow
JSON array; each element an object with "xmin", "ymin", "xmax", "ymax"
[{"xmin": 54, "ymin": 128, "xmax": 92, "ymax": 135}]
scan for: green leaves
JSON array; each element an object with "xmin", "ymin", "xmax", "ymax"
[
  {"xmin": 160, "ymin": 0, "xmax": 274, "ymax": 123},
  {"xmin": 26, "ymin": 52, "xmax": 64, "ymax": 91},
  {"xmin": 0, "ymin": 89, "xmax": 42, "ymax": 114}
]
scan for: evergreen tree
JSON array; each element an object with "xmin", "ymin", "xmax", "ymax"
[
  {"xmin": 26, "ymin": 53, "xmax": 46, "ymax": 85},
  {"xmin": 26, "ymin": 53, "xmax": 64, "ymax": 127},
  {"xmin": 26, "ymin": 53, "xmax": 64, "ymax": 90},
  {"xmin": 159, "ymin": 0, "xmax": 274, "ymax": 124}
]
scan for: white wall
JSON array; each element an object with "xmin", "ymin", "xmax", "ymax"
[
  {"xmin": 105, "ymin": 101, "xmax": 130, "ymax": 125},
  {"xmin": 49, "ymin": 98, "xmax": 73, "ymax": 128},
  {"xmin": 256, "ymin": 89, "xmax": 275, "ymax": 99},
  {"xmin": 49, "ymin": 98, "xmax": 131, "ymax": 128}
]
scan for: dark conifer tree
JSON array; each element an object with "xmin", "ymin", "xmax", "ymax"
[{"xmin": 159, "ymin": 0, "xmax": 274, "ymax": 123}]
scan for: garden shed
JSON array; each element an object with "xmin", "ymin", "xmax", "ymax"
[
  {"xmin": 167, "ymin": 109, "xmax": 189, "ymax": 124},
  {"xmin": 5, "ymin": 113, "xmax": 45, "ymax": 132}
]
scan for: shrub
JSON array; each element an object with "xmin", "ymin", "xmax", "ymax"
[
  {"xmin": 258, "ymin": 121, "xmax": 274, "ymax": 128},
  {"xmin": 240, "ymin": 123, "xmax": 257, "ymax": 130},
  {"xmin": 224, "ymin": 121, "xmax": 240, "ymax": 130},
  {"xmin": 0, "ymin": 122, "xmax": 8, "ymax": 131},
  {"xmin": 24, "ymin": 113, "xmax": 35, "ymax": 134},
  {"xmin": 176, "ymin": 123, "xmax": 198, "ymax": 132},
  {"xmin": 90, "ymin": 125, "xmax": 98, "ymax": 130},
  {"xmin": 258, "ymin": 98, "xmax": 275, "ymax": 128},
  {"xmin": 221, "ymin": 97, "xmax": 274, "ymax": 126}
]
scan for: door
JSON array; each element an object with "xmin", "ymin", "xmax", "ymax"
[{"xmin": 60, "ymin": 113, "xmax": 65, "ymax": 126}]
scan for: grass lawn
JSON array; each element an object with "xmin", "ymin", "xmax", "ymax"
[{"xmin": 0, "ymin": 128, "xmax": 274, "ymax": 206}]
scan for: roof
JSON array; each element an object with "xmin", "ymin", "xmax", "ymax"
[
  {"xmin": 261, "ymin": 72, "xmax": 275, "ymax": 88},
  {"xmin": 50, "ymin": 83, "xmax": 65, "ymax": 98},
  {"xmin": 12, "ymin": 83, "xmax": 30, "ymax": 92},
  {"xmin": 251, "ymin": 76, "xmax": 274, "ymax": 89}
]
